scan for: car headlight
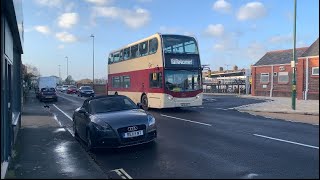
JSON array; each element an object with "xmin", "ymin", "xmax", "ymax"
[
  {"xmin": 92, "ymin": 122, "xmax": 113, "ymax": 132},
  {"xmin": 147, "ymin": 115, "xmax": 156, "ymax": 126},
  {"xmin": 167, "ymin": 95, "xmax": 173, "ymax": 100}
]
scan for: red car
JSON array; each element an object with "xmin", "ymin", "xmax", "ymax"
[{"xmin": 67, "ymin": 86, "xmax": 78, "ymax": 94}]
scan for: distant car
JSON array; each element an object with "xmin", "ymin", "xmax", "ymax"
[
  {"xmin": 56, "ymin": 86, "xmax": 63, "ymax": 92},
  {"xmin": 61, "ymin": 85, "xmax": 69, "ymax": 92},
  {"xmin": 39, "ymin": 87, "xmax": 58, "ymax": 102},
  {"xmin": 72, "ymin": 95, "xmax": 157, "ymax": 151},
  {"xmin": 67, "ymin": 85, "xmax": 78, "ymax": 94},
  {"xmin": 77, "ymin": 86, "xmax": 95, "ymax": 97}
]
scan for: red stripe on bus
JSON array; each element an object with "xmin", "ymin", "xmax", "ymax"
[{"xmin": 108, "ymin": 67, "xmax": 202, "ymax": 98}]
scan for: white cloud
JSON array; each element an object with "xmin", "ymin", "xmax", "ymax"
[
  {"xmin": 269, "ymin": 34, "xmax": 291, "ymax": 44},
  {"xmin": 85, "ymin": 0, "xmax": 113, "ymax": 5},
  {"xmin": 212, "ymin": 0, "xmax": 232, "ymax": 14},
  {"xmin": 58, "ymin": 13, "xmax": 79, "ymax": 29},
  {"xmin": 159, "ymin": 26, "xmax": 179, "ymax": 34},
  {"xmin": 246, "ymin": 42, "xmax": 267, "ymax": 61},
  {"xmin": 237, "ymin": 2, "xmax": 267, "ymax": 21},
  {"xmin": 65, "ymin": 2, "xmax": 76, "ymax": 12},
  {"xmin": 55, "ymin": 32, "xmax": 77, "ymax": 43},
  {"xmin": 34, "ymin": 25, "xmax": 51, "ymax": 35},
  {"xmin": 205, "ymin": 24, "xmax": 224, "ymax": 37},
  {"xmin": 34, "ymin": 0, "xmax": 62, "ymax": 7},
  {"xmin": 58, "ymin": 44, "xmax": 65, "ymax": 49},
  {"xmin": 92, "ymin": 6, "xmax": 151, "ymax": 29}
]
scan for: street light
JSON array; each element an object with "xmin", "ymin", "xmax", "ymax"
[
  {"xmin": 90, "ymin": 34, "xmax": 95, "ymax": 89},
  {"xmin": 58, "ymin": 65, "xmax": 61, "ymax": 84},
  {"xmin": 291, "ymin": 0, "xmax": 297, "ymax": 110},
  {"xmin": 65, "ymin": 56, "xmax": 69, "ymax": 82}
]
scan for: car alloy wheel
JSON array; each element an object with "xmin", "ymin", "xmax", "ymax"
[{"xmin": 141, "ymin": 95, "xmax": 148, "ymax": 110}]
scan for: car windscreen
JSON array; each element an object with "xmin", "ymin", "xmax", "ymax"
[
  {"xmin": 90, "ymin": 97, "xmax": 138, "ymax": 114},
  {"xmin": 81, "ymin": 86, "xmax": 92, "ymax": 90},
  {"xmin": 41, "ymin": 88, "xmax": 56, "ymax": 92}
]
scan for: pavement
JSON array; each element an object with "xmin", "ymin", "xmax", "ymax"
[
  {"xmin": 5, "ymin": 92, "xmax": 107, "ymax": 179},
  {"xmin": 204, "ymin": 93, "xmax": 319, "ymax": 115}
]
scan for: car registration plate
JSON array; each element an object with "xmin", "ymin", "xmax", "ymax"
[
  {"xmin": 123, "ymin": 130, "xmax": 143, "ymax": 138},
  {"xmin": 46, "ymin": 96, "xmax": 53, "ymax": 98},
  {"xmin": 181, "ymin": 103, "xmax": 190, "ymax": 107}
]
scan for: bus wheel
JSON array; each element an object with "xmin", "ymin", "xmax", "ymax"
[
  {"xmin": 141, "ymin": 95, "xmax": 148, "ymax": 110},
  {"xmin": 115, "ymin": 92, "xmax": 118, "ymax": 95}
]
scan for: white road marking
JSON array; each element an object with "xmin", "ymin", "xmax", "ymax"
[
  {"xmin": 246, "ymin": 173, "xmax": 259, "ymax": 179},
  {"xmin": 119, "ymin": 168, "xmax": 133, "ymax": 179},
  {"xmin": 53, "ymin": 104, "xmax": 73, "ymax": 121},
  {"xmin": 215, "ymin": 108, "xmax": 227, "ymax": 111},
  {"xmin": 53, "ymin": 114, "xmax": 63, "ymax": 126},
  {"xmin": 160, "ymin": 114, "xmax": 212, "ymax": 126},
  {"xmin": 57, "ymin": 94, "xmax": 83, "ymax": 106},
  {"xmin": 253, "ymin": 134, "xmax": 319, "ymax": 150},
  {"xmin": 110, "ymin": 168, "xmax": 133, "ymax": 179}
]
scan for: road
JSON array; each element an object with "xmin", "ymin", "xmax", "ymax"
[{"xmin": 44, "ymin": 92, "xmax": 319, "ymax": 179}]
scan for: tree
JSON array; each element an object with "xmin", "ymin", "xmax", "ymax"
[
  {"xmin": 23, "ymin": 64, "xmax": 40, "ymax": 88},
  {"xmin": 64, "ymin": 75, "xmax": 75, "ymax": 84}
]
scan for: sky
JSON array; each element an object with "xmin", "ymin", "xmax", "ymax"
[{"xmin": 22, "ymin": 0, "xmax": 319, "ymax": 81}]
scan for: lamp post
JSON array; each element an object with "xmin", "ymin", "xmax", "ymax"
[
  {"xmin": 65, "ymin": 56, "xmax": 69, "ymax": 83},
  {"xmin": 58, "ymin": 65, "xmax": 61, "ymax": 84},
  {"xmin": 291, "ymin": 0, "xmax": 297, "ymax": 110},
  {"xmin": 90, "ymin": 34, "xmax": 95, "ymax": 89}
]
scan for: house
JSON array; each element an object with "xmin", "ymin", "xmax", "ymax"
[
  {"xmin": 1, "ymin": 0, "xmax": 24, "ymax": 177},
  {"xmin": 251, "ymin": 47, "xmax": 308, "ymax": 97},
  {"xmin": 297, "ymin": 38, "xmax": 319, "ymax": 100}
]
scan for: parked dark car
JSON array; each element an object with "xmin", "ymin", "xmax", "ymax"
[
  {"xmin": 72, "ymin": 95, "xmax": 157, "ymax": 151},
  {"xmin": 77, "ymin": 86, "xmax": 95, "ymax": 97},
  {"xmin": 39, "ymin": 87, "xmax": 58, "ymax": 102},
  {"xmin": 67, "ymin": 85, "xmax": 78, "ymax": 94}
]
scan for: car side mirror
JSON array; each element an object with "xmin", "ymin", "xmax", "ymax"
[
  {"xmin": 78, "ymin": 108, "xmax": 87, "ymax": 114},
  {"xmin": 137, "ymin": 103, "xmax": 143, "ymax": 109}
]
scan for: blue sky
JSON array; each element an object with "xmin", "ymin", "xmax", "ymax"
[{"xmin": 22, "ymin": 0, "xmax": 319, "ymax": 80}]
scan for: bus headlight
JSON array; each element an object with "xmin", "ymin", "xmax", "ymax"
[
  {"xmin": 196, "ymin": 94, "xmax": 201, "ymax": 99},
  {"xmin": 168, "ymin": 95, "xmax": 173, "ymax": 100}
]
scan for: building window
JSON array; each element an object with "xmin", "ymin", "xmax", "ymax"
[
  {"xmin": 150, "ymin": 72, "xmax": 162, "ymax": 88},
  {"xmin": 278, "ymin": 72, "xmax": 289, "ymax": 83},
  {"xmin": 312, "ymin": 67, "xmax": 319, "ymax": 75},
  {"xmin": 260, "ymin": 73, "xmax": 269, "ymax": 83}
]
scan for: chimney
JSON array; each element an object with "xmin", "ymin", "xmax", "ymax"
[{"xmin": 219, "ymin": 67, "xmax": 224, "ymax": 72}]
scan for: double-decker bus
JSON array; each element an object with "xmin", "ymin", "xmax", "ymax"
[{"xmin": 107, "ymin": 33, "xmax": 203, "ymax": 109}]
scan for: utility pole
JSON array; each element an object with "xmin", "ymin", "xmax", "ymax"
[
  {"xmin": 58, "ymin": 65, "xmax": 61, "ymax": 84},
  {"xmin": 291, "ymin": 0, "xmax": 297, "ymax": 110},
  {"xmin": 65, "ymin": 56, "xmax": 69, "ymax": 80},
  {"xmin": 90, "ymin": 34, "xmax": 95, "ymax": 90}
]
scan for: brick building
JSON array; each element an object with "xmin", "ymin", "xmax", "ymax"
[
  {"xmin": 251, "ymin": 47, "xmax": 308, "ymax": 97},
  {"xmin": 297, "ymin": 38, "xmax": 319, "ymax": 100},
  {"xmin": 251, "ymin": 38, "xmax": 319, "ymax": 99}
]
